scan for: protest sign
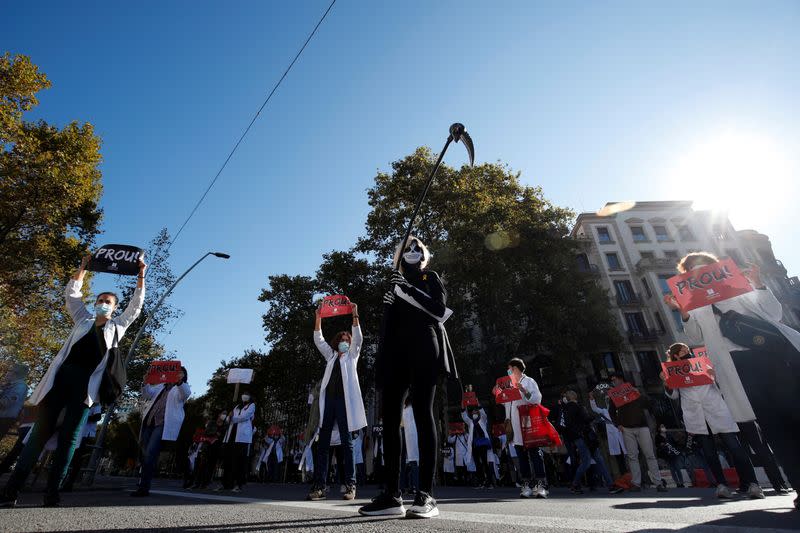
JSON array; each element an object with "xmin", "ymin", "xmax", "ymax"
[
  {"xmin": 667, "ymin": 258, "xmax": 753, "ymax": 312},
  {"xmin": 662, "ymin": 357, "xmax": 714, "ymax": 389},
  {"xmin": 462, "ymin": 391, "xmax": 479, "ymax": 408},
  {"xmin": 227, "ymin": 368, "xmax": 254, "ymax": 384},
  {"xmin": 692, "ymin": 346, "xmax": 708, "ymax": 358},
  {"xmin": 448, "ymin": 422, "xmax": 465, "ymax": 435},
  {"xmin": 319, "ymin": 295, "xmax": 353, "ymax": 318},
  {"xmin": 607, "ymin": 382, "xmax": 641, "ymax": 408},
  {"xmin": 87, "ymin": 244, "xmax": 144, "ymax": 276},
  {"xmin": 267, "ymin": 425, "xmax": 283, "ymax": 437},
  {"xmin": 145, "ymin": 360, "xmax": 182, "ymax": 384},
  {"xmin": 494, "ymin": 376, "xmax": 522, "ymax": 404}
]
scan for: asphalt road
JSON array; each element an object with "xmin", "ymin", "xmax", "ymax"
[{"xmin": 1, "ymin": 478, "xmax": 797, "ymax": 532}]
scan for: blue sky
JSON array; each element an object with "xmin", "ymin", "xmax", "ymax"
[{"xmin": 4, "ymin": 1, "xmax": 799, "ymax": 394}]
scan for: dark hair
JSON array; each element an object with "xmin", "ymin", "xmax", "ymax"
[
  {"xmin": 96, "ymin": 292, "xmax": 119, "ymax": 305},
  {"xmin": 330, "ymin": 331, "xmax": 352, "ymax": 350},
  {"xmin": 180, "ymin": 366, "xmax": 188, "ymax": 383},
  {"xmin": 667, "ymin": 342, "xmax": 690, "ymax": 361},
  {"xmin": 676, "ymin": 252, "xmax": 719, "ymax": 273},
  {"xmin": 507, "ymin": 358, "xmax": 526, "ymax": 373}
]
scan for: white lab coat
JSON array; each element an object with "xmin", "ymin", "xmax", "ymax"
[
  {"xmin": 504, "ymin": 374, "xmax": 543, "ymax": 447},
  {"xmin": 224, "ymin": 402, "xmax": 256, "ymax": 444},
  {"xmin": 684, "ymin": 287, "xmax": 800, "ymax": 422},
  {"xmin": 452, "ymin": 433, "xmax": 474, "ymax": 470},
  {"xmin": 29, "ymin": 279, "xmax": 145, "ymax": 407},
  {"xmin": 402, "ymin": 405, "xmax": 419, "ymax": 462},
  {"xmin": 442, "ymin": 440, "xmax": 455, "ymax": 473},
  {"xmin": 314, "ymin": 325, "xmax": 367, "ymax": 432},
  {"xmin": 462, "ymin": 408, "xmax": 490, "ymax": 450},
  {"xmin": 260, "ymin": 435, "xmax": 285, "ymax": 464},
  {"xmin": 589, "ymin": 399, "xmax": 627, "ymax": 456},
  {"xmin": 665, "ymin": 382, "xmax": 739, "ymax": 435},
  {"xmin": 140, "ymin": 382, "xmax": 191, "ymax": 441}
]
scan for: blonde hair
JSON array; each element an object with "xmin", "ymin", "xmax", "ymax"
[
  {"xmin": 393, "ymin": 236, "xmax": 431, "ymax": 272},
  {"xmin": 676, "ymin": 251, "xmax": 718, "ymax": 273}
]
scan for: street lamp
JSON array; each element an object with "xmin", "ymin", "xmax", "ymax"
[{"xmin": 83, "ymin": 251, "xmax": 230, "ymax": 485}]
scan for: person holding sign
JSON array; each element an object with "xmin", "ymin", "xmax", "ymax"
[
  {"xmin": 661, "ymin": 343, "xmax": 764, "ymax": 499},
  {"xmin": 608, "ymin": 374, "xmax": 665, "ymax": 493},
  {"xmin": 307, "ymin": 302, "xmax": 365, "ymax": 502},
  {"xmin": 666, "ymin": 252, "xmax": 797, "ymax": 500},
  {"xmin": 221, "ymin": 391, "xmax": 256, "ymax": 492},
  {"xmin": 132, "ymin": 366, "xmax": 191, "ymax": 497},
  {"xmin": 359, "ymin": 237, "xmax": 455, "ymax": 519},
  {"xmin": 493, "ymin": 358, "xmax": 548, "ymax": 499},
  {"xmin": 461, "ymin": 404, "xmax": 495, "ymax": 489},
  {"xmin": 1, "ymin": 254, "xmax": 146, "ymax": 508}
]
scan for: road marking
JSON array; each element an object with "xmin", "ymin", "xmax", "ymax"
[{"xmin": 150, "ymin": 489, "xmax": 797, "ymax": 532}]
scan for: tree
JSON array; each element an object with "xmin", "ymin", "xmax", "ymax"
[{"xmin": 0, "ymin": 53, "xmax": 104, "ymax": 381}]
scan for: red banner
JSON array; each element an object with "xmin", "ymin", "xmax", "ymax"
[
  {"xmin": 145, "ymin": 360, "xmax": 182, "ymax": 385},
  {"xmin": 193, "ymin": 428, "xmax": 217, "ymax": 444},
  {"xmin": 494, "ymin": 376, "xmax": 522, "ymax": 404},
  {"xmin": 462, "ymin": 391, "xmax": 479, "ymax": 409},
  {"xmin": 492, "ymin": 423, "xmax": 506, "ymax": 437},
  {"xmin": 692, "ymin": 345, "xmax": 708, "ymax": 358},
  {"xmin": 662, "ymin": 357, "xmax": 714, "ymax": 389},
  {"xmin": 667, "ymin": 258, "xmax": 753, "ymax": 312},
  {"xmin": 448, "ymin": 422, "xmax": 465, "ymax": 435},
  {"xmin": 319, "ymin": 295, "xmax": 353, "ymax": 318},
  {"xmin": 607, "ymin": 382, "xmax": 641, "ymax": 408}
]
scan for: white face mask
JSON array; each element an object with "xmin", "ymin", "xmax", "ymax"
[
  {"xmin": 241, "ymin": 395, "xmax": 250, "ymax": 403},
  {"xmin": 403, "ymin": 241, "xmax": 423, "ymax": 265},
  {"xmin": 94, "ymin": 302, "xmax": 113, "ymax": 317}
]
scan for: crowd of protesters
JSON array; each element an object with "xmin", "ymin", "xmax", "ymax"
[{"xmin": 0, "ymin": 247, "xmax": 798, "ymax": 517}]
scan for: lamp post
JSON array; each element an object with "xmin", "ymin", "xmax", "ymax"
[{"xmin": 83, "ymin": 251, "xmax": 230, "ymax": 485}]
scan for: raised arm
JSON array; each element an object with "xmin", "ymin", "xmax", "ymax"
[
  {"xmin": 115, "ymin": 258, "xmax": 147, "ymax": 330},
  {"xmin": 313, "ymin": 305, "xmax": 336, "ymax": 362},
  {"xmin": 349, "ymin": 303, "xmax": 363, "ymax": 360},
  {"xmin": 66, "ymin": 255, "xmax": 93, "ymax": 324}
]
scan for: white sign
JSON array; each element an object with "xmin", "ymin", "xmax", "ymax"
[{"xmin": 227, "ymin": 368, "xmax": 254, "ymax": 384}]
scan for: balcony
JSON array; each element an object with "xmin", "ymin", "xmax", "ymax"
[
  {"xmin": 636, "ymin": 257, "xmax": 677, "ymax": 272},
  {"xmin": 616, "ymin": 293, "xmax": 642, "ymax": 307},
  {"xmin": 577, "ymin": 263, "xmax": 600, "ymax": 276},
  {"xmin": 628, "ymin": 329, "xmax": 663, "ymax": 345},
  {"xmin": 760, "ymin": 259, "xmax": 788, "ymax": 276}
]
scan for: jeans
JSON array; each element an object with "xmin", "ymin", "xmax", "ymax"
[
  {"xmin": 572, "ymin": 438, "xmax": 613, "ymax": 487},
  {"xmin": 473, "ymin": 445, "xmax": 495, "ymax": 486},
  {"xmin": 313, "ymin": 394, "xmax": 354, "ymax": 487},
  {"xmin": 514, "ymin": 445, "xmax": 546, "ymax": 483},
  {"xmin": 4, "ymin": 365, "xmax": 90, "ymax": 497},
  {"xmin": 138, "ymin": 424, "xmax": 164, "ymax": 490},
  {"xmin": 622, "ymin": 426, "xmax": 662, "ymax": 486},
  {"xmin": 666, "ymin": 455, "xmax": 685, "ymax": 486},
  {"xmin": 698, "ymin": 433, "xmax": 757, "ymax": 488}
]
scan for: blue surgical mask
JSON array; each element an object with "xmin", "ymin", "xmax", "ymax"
[
  {"xmin": 506, "ymin": 369, "xmax": 513, "ymax": 377},
  {"xmin": 338, "ymin": 342, "xmax": 350, "ymax": 353},
  {"xmin": 94, "ymin": 303, "xmax": 113, "ymax": 317}
]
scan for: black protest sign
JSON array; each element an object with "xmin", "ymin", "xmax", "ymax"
[{"xmin": 87, "ymin": 244, "xmax": 144, "ymax": 276}]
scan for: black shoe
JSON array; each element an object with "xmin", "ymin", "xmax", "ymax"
[
  {"xmin": 131, "ymin": 488, "xmax": 150, "ymax": 497},
  {"xmin": 570, "ymin": 484, "xmax": 584, "ymax": 495},
  {"xmin": 608, "ymin": 485, "xmax": 625, "ymax": 495},
  {"xmin": 406, "ymin": 491, "xmax": 439, "ymax": 519},
  {"xmin": 43, "ymin": 493, "xmax": 60, "ymax": 507},
  {"xmin": 358, "ymin": 491, "xmax": 406, "ymax": 517}
]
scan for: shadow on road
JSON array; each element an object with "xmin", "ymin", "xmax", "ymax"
[{"xmin": 626, "ymin": 505, "xmax": 800, "ymax": 532}]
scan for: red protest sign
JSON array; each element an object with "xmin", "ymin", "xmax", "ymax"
[
  {"xmin": 607, "ymin": 383, "xmax": 641, "ymax": 408},
  {"xmin": 692, "ymin": 346, "xmax": 708, "ymax": 358},
  {"xmin": 462, "ymin": 391, "xmax": 479, "ymax": 409},
  {"xmin": 494, "ymin": 376, "xmax": 522, "ymax": 404},
  {"xmin": 448, "ymin": 422, "xmax": 465, "ymax": 435},
  {"xmin": 319, "ymin": 295, "xmax": 353, "ymax": 318},
  {"xmin": 145, "ymin": 360, "xmax": 182, "ymax": 385},
  {"xmin": 193, "ymin": 428, "xmax": 217, "ymax": 444},
  {"xmin": 667, "ymin": 258, "xmax": 753, "ymax": 312},
  {"xmin": 267, "ymin": 425, "xmax": 283, "ymax": 437},
  {"xmin": 662, "ymin": 357, "xmax": 714, "ymax": 389}
]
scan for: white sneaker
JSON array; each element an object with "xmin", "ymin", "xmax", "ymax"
[
  {"xmin": 715, "ymin": 484, "xmax": 734, "ymax": 499},
  {"xmin": 520, "ymin": 482, "xmax": 533, "ymax": 498},
  {"xmin": 747, "ymin": 483, "xmax": 765, "ymax": 500},
  {"xmin": 533, "ymin": 481, "xmax": 548, "ymax": 499}
]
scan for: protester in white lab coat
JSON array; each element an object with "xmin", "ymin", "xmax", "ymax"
[
  {"xmin": 462, "ymin": 405, "xmax": 495, "ymax": 488},
  {"xmin": 662, "ymin": 343, "xmax": 763, "ymax": 500},
  {"xmin": 308, "ymin": 303, "xmax": 366, "ymax": 502},
  {"xmin": 221, "ymin": 392, "xmax": 255, "ymax": 491},
  {"xmin": 589, "ymin": 391, "xmax": 628, "ymax": 475},
  {"xmin": 666, "ymin": 252, "xmax": 798, "ymax": 503},
  {"xmin": 352, "ymin": 430, "xmax": 366, "ymax": 485}
]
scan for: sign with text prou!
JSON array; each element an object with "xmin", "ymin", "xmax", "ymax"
[
  {"xmin": 227, "ymin": 368, "xmax": 254, "ymax": 384},
  {"xmin": 662, "ymin": 357, "xmax": 715, "ymax": 389},
  {"xmin": 692, "ymin": 346, "xmax": 708, "ymax": 358},
  {"xmin": 462, "ymin": 391, "xmax": 479, "ymax": 409},
  {"xmin": 607, "ymin": 382, "xmax": 641, "ymax": 408},
  {"xmin": 145, "ymin": 360, "xmax": 182, "ymax": 384},
  {"xmin": 319, "ymin": 295, "xmax": 353, "ymax": 318},
  {"xmin": 494, "ymin": 376, "xmax": 522, "ymax": 404},
  {"xmin": 87, "ymin": 244, "xmax": 144, "ymax": 276},
  {"xmin": 667, "ymin": 258, "xmax": 753, "ymax": 312}
]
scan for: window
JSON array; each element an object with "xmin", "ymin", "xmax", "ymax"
[
  {"xmin": 637, "ymin": 351, "xmax": 662, "ymax": 385},
  {"xmin": 631, "ymin": 226, "xmax": 647, "ymax": 242},
  {"xmin": 606, "ymin": 253, "xmax": 622, "ymax": 270},
  {"xmin": 657, "ymin": 274, "xmax": 672, "ymax": 294},
  {"xmin": 625, "ymin": 312, "xmax": 648, "ymax": 334},
  {"xmin": 664, "ymin": 250, "xmax": 679, "ymax": 260},
  {"xmin": 654, "ymin": 225, "xmax": 670, "ymax": 242},
  {"xmin": 597, "ymin": 227, "xmax": 612, "ymax": 243},
  {"xmin": 576, "ymin": 253, "xmax": 590, "ymax": 271},
  {"xmin": 641, "ymin": 277, "xmax": 653, "ymax": 298},
  {"xmin": 614, "ymin": 280, "xmax": 636, "ymax": 303},
  {"xmin": 640, "ymin": 251, "xmax": 655, "ymax": 260},
  {"xmin": 654, "ymin": 311, "xmax": 666, "ymax": 332},
  {"xmin": 712, "ymin": 225, "xmax": 728, "ymax": 240},
  {"xmin": 592, "ymin": 352, "xmax": 621, "ymax": 380},
  {"xmin": 678, "ymin": 225, "xmax": 695, "ymax": 241},
  {"xmin": 670, "ymin": 310, "xmax": 684, "ymax": 330}
]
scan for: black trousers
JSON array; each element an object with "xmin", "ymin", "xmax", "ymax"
[
  {"xmin": 473, "ymin": 445, "xmax": 494, "ymax": 486},
  {"xmin": 738, "ymin": 421, "xmax": 787, "ymax": 489},
  {"xmin": 732, "ymin": 348, "xmax": 800, "ymax": 490},
  {"xmin": 381, "ymin": 326, "xmax": 439, "ymax": 495},
  {"xmin": 222, "ymin": 442, "xmax": 249, "ymax": 489}
]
